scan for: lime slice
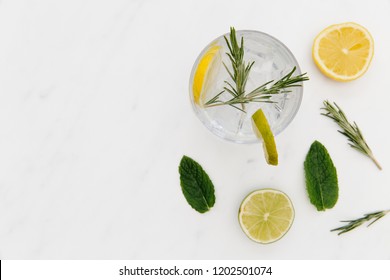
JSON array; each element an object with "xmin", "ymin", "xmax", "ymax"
[
  {"xmin": 251, "ymin": 109, "xmax": 278, "ymax": 165},
  {"xmin": 238, "ymin": 189, "xmax": 294, "ymax": 244},
  {"xmin": 192, "ymin": 44, "xmax": 221, "ymax": 105}
]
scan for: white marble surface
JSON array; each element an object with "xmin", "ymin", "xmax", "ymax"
[{"xmin": 0, "ymin": 0, "xmax": 390, "ymax": 259}]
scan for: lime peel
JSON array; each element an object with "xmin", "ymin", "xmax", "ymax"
[{"xmin": 251, "ymin": 109, "xmax": 278, "ymax": 165}]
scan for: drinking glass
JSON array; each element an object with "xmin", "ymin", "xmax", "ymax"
[{"xmin": 189, "ymin": 30, "xmax": 303, "ymax": 144}]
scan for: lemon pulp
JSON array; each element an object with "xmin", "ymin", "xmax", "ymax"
[{"xmin": 312, "ymin": 22, "xmax": 374, "ymax": 81}]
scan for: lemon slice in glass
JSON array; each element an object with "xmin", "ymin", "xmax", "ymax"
[
  {"xmin": 192, "ymin": 44, "xmax": 221, "ymax": 105},
  {"xmin": 251, "ymin": 109, "xmax": 278, "ymax": 166},
  {"xmin": 239, "ymin": 189, "xmax": 294, "ymax": 244},
  {"xmin": 312, "ymin": 22, "xmax": 374, "ymax": 81}
]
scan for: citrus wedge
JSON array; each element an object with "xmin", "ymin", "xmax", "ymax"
[
  {"xmin": 312, "ymin": 22, "xmax": 374, "ymax": 81},
  {"xmin": 251, "ymin": 109, "xmax": 278, "ymax": 166},
  {"xmin": 192, "ymin": 44, "xmax": 221, "ymax": 105},
  {"xmin": 239, "ymin": 189, "xmax": 294, "ymax": 244}
]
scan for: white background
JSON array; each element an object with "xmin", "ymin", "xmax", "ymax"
[{"xmin": 0, "ymin": 0, "xmax": 389, "ymax": 259}]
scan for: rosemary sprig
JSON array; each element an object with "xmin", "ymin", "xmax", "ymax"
[
  {"xmin": 331, "ymin": 209, "xmax": 390, "ymax": 235},
  {"xmin": 321, "ymin": 100, "xmax": 382, "ymax": 170},
  {"xmin": 204, "ymin": 27, "xmax": 309, "ymax": 112},
  {"xmin": 223, "ymin": 27, "xmax": 254, "ymax": 99}
]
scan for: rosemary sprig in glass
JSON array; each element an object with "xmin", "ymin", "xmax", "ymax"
[
  {"xmin": 204, "ymin": 27, "xmax": 309, "ymax": 113},
  {"xmin": 331, "ymin": 209, "xmax": 390, "ymax": 235},
  {"xmin": 321, "ymin": 100, "xmax": 382, "ymax": 170}
]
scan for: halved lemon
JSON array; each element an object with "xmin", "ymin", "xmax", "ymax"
[
  {"xmin": 239, "ymin": 189, "xmax": 294, "ymax": 244},
  {"xmin": 251, "ymin": 109, "xmax": 278, "ymax": 166},
  {"xmin": 312, "ymin": 22, "xmax": 374, "ymax": 81},
  {"xmin": 192, "ymin": 44, "xmax": 221, "ymax": 105}
]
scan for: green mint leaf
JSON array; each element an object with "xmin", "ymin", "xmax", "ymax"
[
  {"xmin": 304, "ymin": 141, "xmax": 338, "ymax": 211},
  {"xmin": 179, "ymin": 155, "xmax": 216, "ymax": 213}
]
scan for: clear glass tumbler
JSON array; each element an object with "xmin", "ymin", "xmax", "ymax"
[{"xmin": 189, "ymin": 30, "xmax": 303, "ymax": 144}]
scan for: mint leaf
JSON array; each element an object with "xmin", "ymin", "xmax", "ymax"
[
  {"xmin": 304, "ymin": 141, "xmax": 338, "ymax": 211},
  {"xmin": 179, "ymin": 155, "xmax": 215, "ymax": 213}
]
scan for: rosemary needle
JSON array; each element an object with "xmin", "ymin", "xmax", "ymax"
[
  {"xmin": 331, "ymin": 209, "xmax": 390, "ymax": 235},
  {"xmin": 321, "ymin": 100, "xmax": 382, "ymax": 170}
]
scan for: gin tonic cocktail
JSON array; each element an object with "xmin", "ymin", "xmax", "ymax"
[{"xmin": 190, "ymin": 30, "xmax": 305, "ymax": 144}]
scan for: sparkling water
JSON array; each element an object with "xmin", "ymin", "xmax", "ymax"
[{"xmin": 190, "ymin": 30, "xmax": 303, "ymax": 144}]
